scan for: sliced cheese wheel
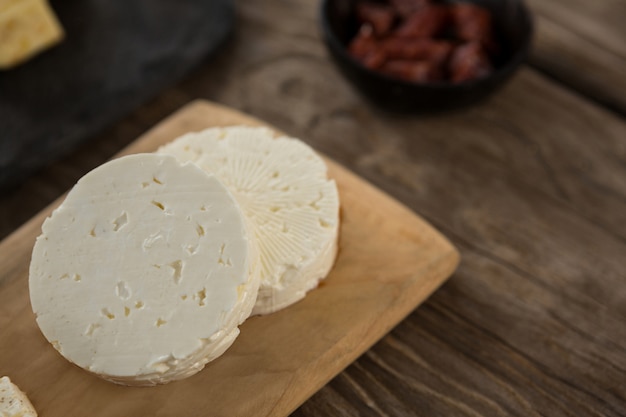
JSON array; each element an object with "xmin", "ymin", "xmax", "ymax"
[
  {"xmin": 158, "ymin": 126, "xmax": 340, "ymax": 315},
  {"xmin": 0, "ymin": 377, "xmax": 37, "ymax": 417},
  {"xmin": 29, "ymin": 154, "xmax": 260, "ymax": 386}
]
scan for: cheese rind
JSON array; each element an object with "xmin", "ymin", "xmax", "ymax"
[
  {"xmin": 0, "ymin": 376, "xmax": 37, "ymax": 417},
  {"xmin": 0, "ymin": 0, "xmax": 64, "ymax": 69},
  {"xmin": 29, "ymin": 154, "xmax": 260, "ymax": 385},
  {"xmin": 158, "ymin": 127, "xmax": 340, "ymax": 315}
]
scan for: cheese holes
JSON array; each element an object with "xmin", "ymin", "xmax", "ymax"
[
  {"xmin": 319, "ymin": 219, "xmax": 331, "ymax": 229},
  {"xmin": 115, "ymin": 281, "xmax": 131, "ymax": 300},
  {"xmin": 217, "ymin": 246, "xmax": 232, "ymax": 267},
  {"xmin": 151, "ymin": 201, "xmax": 165, "ymax": 211},
  {"xmin": 58, "ymin": 273, "xmax": 81, "ymax": 282},
  {"xmin": 217, "ymin": 257, "xmax": 232, "ymax": 267},
  {"xmin": 309, "ymin": 192, "xmax": 324, "ymax": 211},
  {"xmin": 142, "ymin": 232, "xmax": 164, "ymax": 251},
  {"xmin": 112, "ymin": 212, "xmax": 128, "ymax": 232},
  {"xmin": 149, "ymin": 200, "xmax": 174, "ymax": 216},
  {"xmin": 84, "ymin": 323, "xmax": 100, "ymax": 337},
  {"xmin": 140, "ymin": 176, "xmax": 164, "ymax": 188},
  {"xmin": 101, "ymin": 308, "xmax": 115, "ymax": 320},
  {"xmin": 195, "ymin": 288, "xmax": 207, "ymax": 306},
  {"xmin": 168, "ymin": 260, "xmax": 183, "ymax": 284}
]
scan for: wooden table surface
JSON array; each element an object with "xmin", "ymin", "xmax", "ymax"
[{"xmin": 1, "ymin": 1, "xmax": 624, "ymax": 416}]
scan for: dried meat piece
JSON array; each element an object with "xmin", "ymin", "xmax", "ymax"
[
  {"xmin": 362, "ymin": 48, "xmax": 388, "ymax": 69},
  {"xmin": 450, "ymin": 3, "xmax": 494, "ymax": 48},
  {"xmin": 348, "ymin": 24, "xmax": 387, "ymax": 69},
  {"xmin": 356, "ymin": 2, "xmax": 396, "ymax": 36},
  {"xmin": 449, "ymin": 41, "xmax": 492, "ymax": 82},
  {"xmin": 381, "ymin": 59, "xmax": 442, "ymax": 83},
  {"xmin": 389, "ymin": 0, "xmax": 432, "ymax": 17},
  {"xmin": 381, "ymin": 37, "xmax": 453, "ymax": 65},
  {"xmin": 346, "ymin": 1, "xmax": 500, "ymax": 84},
  {"xmin": 394, "ymin": 5, "xmax": 450, "ymax": 39},
  {"xmin": 348, "ymin": 24, "xmax": 378, "ymax": 59}
]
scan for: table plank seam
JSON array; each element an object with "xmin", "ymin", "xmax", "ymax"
[
  {"xmin": 415, "ymin": 213, "xmax": 619, "ymax": 316},
  {"xmin": 527, "ymin": 63, "xmax": 626, "ymax": 118},
  {"xmin": 423, "ymin": 302, "xmax": 623, "ymax": 417}
]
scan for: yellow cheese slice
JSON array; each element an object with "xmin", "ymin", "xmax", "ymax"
[{"xmin": 0, "ymin": 0, "xmax": 64, "ymax": 69}]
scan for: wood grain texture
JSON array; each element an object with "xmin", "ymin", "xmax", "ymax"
[
  {"xmin": 526, "ymin": 0, "xmax": 626, "ymax": 113},
  {"xmin": 0, "ymin": 0, "xmax": 625, "ymax": 416},
  {"xmin": 0, "ymin": 101, "xmax": 459, "ymax": 416}
]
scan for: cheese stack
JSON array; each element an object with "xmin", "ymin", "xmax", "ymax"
[
  {"xmin": 0, "ymin": 0, "xmax": 64, "ymax": 69},
  {"xmin": 0, "ymin": 376, "xmax": 37, "ymax": 417},
  {"xmin": 159, "ymin": 126, "xmax": 340, "ymax": 315},
  {"xmin": 29, "ymin": 154, "xmax": 260, "ymax": 385},
  {"xmin": 29, "ymin": 127, "xmax": 340, "ymax": 385}
]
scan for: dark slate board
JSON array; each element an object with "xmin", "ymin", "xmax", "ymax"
[{"xmin": 0, "ymin": 0, "xmax": 234, "ymax": 190}]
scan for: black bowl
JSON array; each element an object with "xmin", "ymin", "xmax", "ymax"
[{"xmin": 320, "ymin": 0, "xmax": 534, "ymax": 112}]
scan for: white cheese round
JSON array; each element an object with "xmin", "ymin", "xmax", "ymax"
[
  {"xmin": 29, "ymin": 154, "xmax": 260, "ymax": 385},
  {"xmin": 158, "ymin": 126, "xmax": 340, "ymax": 315}
]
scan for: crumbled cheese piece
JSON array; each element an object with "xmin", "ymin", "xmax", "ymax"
[{"xmin": 0, "ymin": 376, "xmax": 37, "ymax": 417}]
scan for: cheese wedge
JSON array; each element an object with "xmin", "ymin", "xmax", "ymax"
[
  {"xmin": 29, "ymin": 154, "xmax": 260, "ymax": 385},
  {"xmin": 0, "ymin": 0, "xmax": 64, "ymax": 69},
  {"xmin": 0, "ymin": 377, "xmax": 37, "ymax": 417},
  {"xmin": 159, "ymin": 127, "xmax": 340, "ymax": 315}
]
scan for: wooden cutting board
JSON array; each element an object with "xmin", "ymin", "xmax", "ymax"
[{"xmin": 0, "ymin": 101, "xmax": 459, "ymax": 417}]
